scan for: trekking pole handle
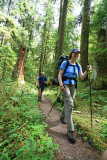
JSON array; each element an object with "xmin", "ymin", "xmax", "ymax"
[{"xmin": 86, "ymin": 63, "xmax": 91, "ymax": 72}]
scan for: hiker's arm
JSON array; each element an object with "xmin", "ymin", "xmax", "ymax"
[
  {"xmin": 58, "ymin": 68, "xmax": 64, "ymax": 86},
  {"xmin": 79, "ymin": 70, "xmax": 88, "ymax": 80},
  {"xmin": 38, "ymin": 80, "xmax": 40, "ymax": 87},
  {"xmin": 43, "ymin": 81, "xmax": 47, "ymax": 84},
  {"xmin": 43, "ymin": 80, "xmax": 47, "ymax": 84},
  {"xmin": 58, "ymin": 69, "xmax": 65, "ymax": 91},
  {"xmin": 79, "ymin": 65, "xmax": 92, "ymax": 80},
  {"xmin": 43, "ymin": 77, "xmax": 47, "ymax": 84}
]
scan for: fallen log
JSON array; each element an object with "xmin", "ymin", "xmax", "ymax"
[{"xmin": 73, "ymin": 111, "xmax": 81, "ymax": 114}]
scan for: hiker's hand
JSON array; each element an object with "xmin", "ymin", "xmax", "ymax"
[
  {"xmin": 60, "ymin": 85, "xmax": 65, "ymax": 92},
  {"xmin": 86, "ymin": 65, "xmax": 92, "ymax": 71},
  {"xmin": 43, "ymin": 81, "xmax": 47, "ymax": 84},
  {"xmin": 38, "ymin": 87, "xmax": 41, "ymax": 91}
]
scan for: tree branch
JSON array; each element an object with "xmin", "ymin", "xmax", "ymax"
[{"xmin": 0, "ymin": 80, "xmax": 9, "ymax": 97}]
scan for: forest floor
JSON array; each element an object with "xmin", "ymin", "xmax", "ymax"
[{"xmin": 39, "ymin": 95, "xmax": 101, "ymax": 160}]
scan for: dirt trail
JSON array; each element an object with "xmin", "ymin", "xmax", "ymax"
[{"xmin": 39, "ymin": 95, "xmax": 101, "ymax": 160}]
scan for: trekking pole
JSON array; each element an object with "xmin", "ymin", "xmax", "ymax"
[
  {"xmin": 88, "ymin": 70, "xmax": 93, "ymax": 129},
  {"xmin": 47, "ymin": 92, "xmax": 61, "ymax": 116}
]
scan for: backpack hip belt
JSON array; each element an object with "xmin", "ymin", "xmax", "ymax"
[{"xmin": 62, "ymin": 76, "xmax": 77, "ymax": 89}]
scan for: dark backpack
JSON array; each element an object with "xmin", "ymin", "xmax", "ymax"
[
  {"xmin": 57, "ymin": 55, "xmax": 70, "ymax": 73},
  {"xmin": 50, "ymin": 55, "xmax": 69, "ymax": 85},
  {"xmin": 58, "ymin": 55, "xmax": 79, "ymax": 75}
]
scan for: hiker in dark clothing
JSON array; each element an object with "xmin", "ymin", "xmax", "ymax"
[
  {"xmin": 58, "ymin": 48, "xmax": 92, "ymax": 143},
  {"xmin": 38, "ymin": 72, "xmax": 47, "ymax": 101}
]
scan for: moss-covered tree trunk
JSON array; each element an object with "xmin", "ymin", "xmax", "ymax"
[
  {"xmin": 58, "ymin": 0, "xmax": 68, "ymax": 56},
  {"xmin": 96, "ymin": 29, "xmax": 107, "ymax": 76},
  {"xmin": 106, "ymin": 26, "xmax": 107, "ymax": 48},
  {"xmin": 54, "ymin": 0, "xmax": 68, "ymax": 77},
  {"xmin": 92, "ymin": 28, "xmax": 107, "ymax": 89},
  {"xmin": 12, "ymin": 45, "xmax": 26, "ymax": 81},
  {"xmin": 80, "ymin": 0, "xmax": 91, "ymax": 73},
  {"xmin": 39, "ymin": 22, "xmax": 46, "ymax": 75},
  {"xmin": 39, "ymin": 41, "xmax": 43, "ymax": 75}
]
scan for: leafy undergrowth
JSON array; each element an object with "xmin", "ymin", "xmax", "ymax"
[
  {"xmin": 0, "ymin": 81, "xmax": 58, "ymax": 160},
  {"xmin": 45, "ymin": 82, "xmax": 107, "ymax": 152}
]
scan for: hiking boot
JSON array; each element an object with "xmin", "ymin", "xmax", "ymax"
[
  {"xmin": 67, "ymin": 131, "xmax": 76, "ymax": 143},
  {"xmin": 38, "ymin": 95, "xmax": 41, "ymax": 101},
  {"xmin": 60, "ymin": 117, "xmax": 66, "ymax": 124}
]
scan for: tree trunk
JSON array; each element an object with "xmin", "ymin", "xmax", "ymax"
[
  {"xmin": 80, "ymin": 0, "xmax": 91, "ymax": 73},
  {"xmin": 96, "ymin": 29, "xmax": 107, "ymax": 76},
  {"xmin": 92, "ymin": 28, "xmax": 107, "ymax": 89},
  {"xmin": 54, "ymin": 0, "xmax": 63, "ymax": 63},
  {"xmin": 54, "ymin": 0, "xmax": 68, "ymax": 77},
  {"xmin": 39, "ymin": 22, "xmax": 47, "ymax": 75},
  {"xmin": 12, "ymin": 45, "xmax": 26, "ymax": 81},
  {"xmin": 106, "ymin": 25, "xmax": 107, "ymax": 48},
  {"xmin": 57, "ymin": 0, "xmax": 68, "ymax": 57},
  {"xmin": 1, "ymin": 61, "xmax": 7, "ymax": 80},
  {"xmin": 39, "ymin": 40, "xmax": 43, "ymax": 75}
]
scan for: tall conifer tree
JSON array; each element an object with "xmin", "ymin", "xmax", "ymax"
[{"xmin": 80, "ymin": 0, "xmax": 91, "ymax": 73}]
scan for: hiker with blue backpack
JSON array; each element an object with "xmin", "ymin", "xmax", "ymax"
[
  {"xmin": 58, "ymin": 48, "xmax": 91, "ymax": 144},
  {"xmin": 38, "ymin": 72, "xmax": 47, "ymax": 101}
]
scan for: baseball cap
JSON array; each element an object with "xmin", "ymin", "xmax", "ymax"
[{"xmin": 71, "ymin": 48, "xmax": 80, "ymax": 53}]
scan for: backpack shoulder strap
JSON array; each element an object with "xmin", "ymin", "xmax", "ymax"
[
  {"xmin": 39, "ymin": 76, "xmax": 46, "ymax": 81},
  {"xmin": 76, "ymin": 62, "xmax": 79, "ymax": 72},
  {"xmin": 38, "ymin": 76, "xmax": 41, "ymax": 82},
  {"xmin": 63, "ymin": 60, "xmax": 69, "ymax": 74}
]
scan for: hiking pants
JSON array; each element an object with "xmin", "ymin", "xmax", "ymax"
[{"xmin": 60, "ymin": 84, "xmax": 76, "ymax": 131}]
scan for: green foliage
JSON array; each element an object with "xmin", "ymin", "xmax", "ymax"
[
  {"xmin": 100, "ymin": 122, "xmax": 107, "ymax": 142},
  {"xmin": 102, "ymin": 105, "xmax": 107, "ymax": 112},
  {"xmin": 64, "ymin": 11, "xmax": 79, "ymax": 54},
  {"xmin": 90, "ymin": 0, "xmax": 107, "ymax": 32},
  {"xmin": 0, "ymin": 82, "xmax": 59, "ymax": 159},
  {"xmin": 89, "ymin": 0, "xmax": 107, "ymax": 86},
  {"xmin": 0, "ymin": 45, "xmax": 17, "ymax": 80},
  {"xmin": 0, "ymin": 0, "xmax": 81, "ymax": 83}
]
